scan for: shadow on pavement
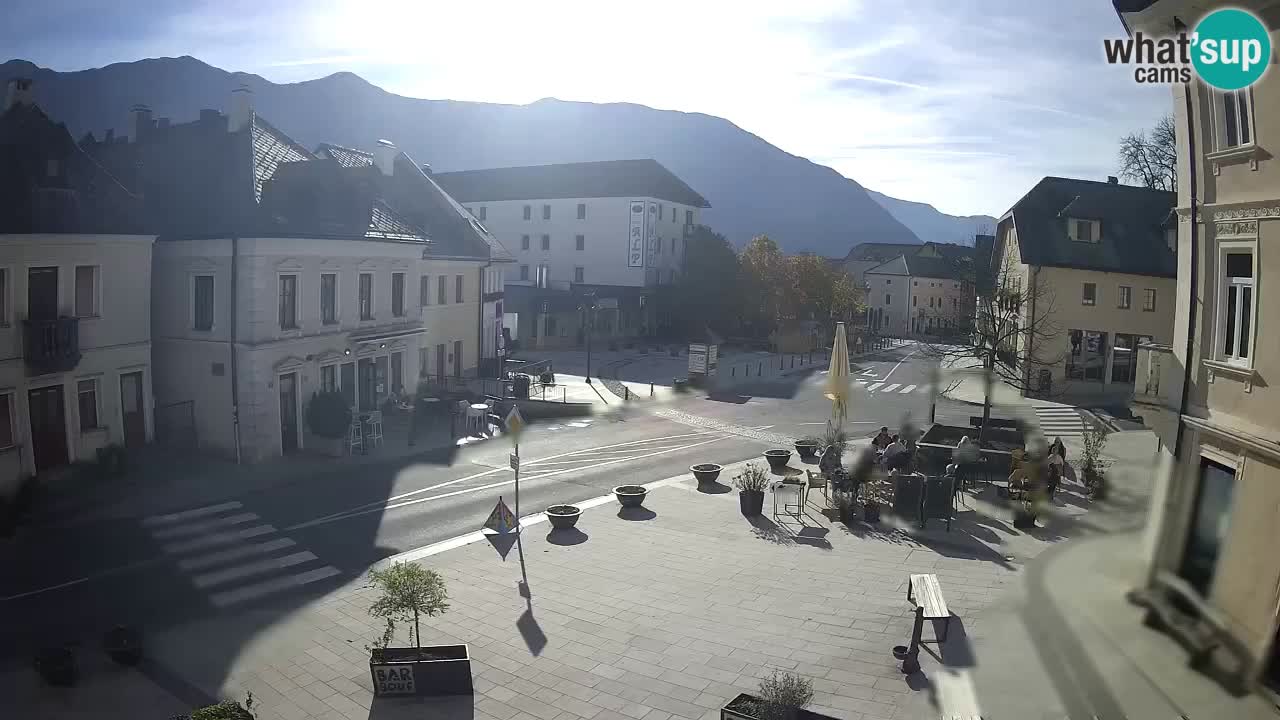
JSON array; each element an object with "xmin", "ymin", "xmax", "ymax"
[
  {"xmin": 616, "ymin": 507, "xmax": 656, "ymax": 521},
  {"xmin": 368, "ymin": 693, "xmax": 475, "ymax": 719},
  {"xmin": 545, "ymin": 528, "xmax": 588, "ymax": 546},
  {"xmin": 695, "ymin": 481, "xmax": 732, "ymax": 495}
]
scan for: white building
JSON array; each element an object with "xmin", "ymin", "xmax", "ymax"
[
  {"xmin": 436, "ymin": 160, "xmax": 709, "ymax": 347},
  {"xmin": 0, "ymin": 82, "xmax": 155, "ymax": 502},
  {"xmin": 89, "ymin": 89, "xmax": 508, "ymax": 462}
]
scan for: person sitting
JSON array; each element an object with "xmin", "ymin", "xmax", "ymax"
[
  {"xmin": 883, "ymin": 436, "xmax": 910, "ymax": 472},
  {"xmin": 872, "ymin": 426, "xmax": 892, "ymax": 450}
]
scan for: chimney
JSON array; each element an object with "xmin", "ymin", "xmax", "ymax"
[
  {"xmin": 4, "ymin": 77, "xmax": 33, "ymax": 112},
  {"xmin": 1107, "ymin": 175, "xmax": 1118, "ymax": 184},
  {"xmin": 228, "ymin": 83, "xmax": 253, "ymax": 132},
  {"xmin": 129, "ymin": 103, "xmax": 153, "ymax": 142},
  {"xmin": 374, "ymin": 139, "xmax": 397, "ymax": 176},
  {"xmin": 420, "ymin": 163, "xmax": 433, "ymax": 176}
]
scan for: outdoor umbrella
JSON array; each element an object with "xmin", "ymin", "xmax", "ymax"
[{"xmin": 825, "ymin": 322, "xmax": 850, "ymax": 427}]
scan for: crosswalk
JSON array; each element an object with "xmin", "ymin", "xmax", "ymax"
[
  {"xmin": 855, "ymin": 380, "xmax": 921, "ymax": 395},
  {"xmin": 143, "ymin": 501, "xmax": 339, "ymax": 609},
  {"xmin": 1033, "ymin": 405, "xmax": 1090, "ymax": 438}
]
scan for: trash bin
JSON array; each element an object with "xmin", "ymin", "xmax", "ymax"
[{"xmin": 512, "ymin": 374, "xmax": 531, "ymax": 399}]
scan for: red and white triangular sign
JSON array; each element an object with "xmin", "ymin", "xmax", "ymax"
[{"xmin": 483, "ymin": 496, "xmax": 518, "ymax": 534}]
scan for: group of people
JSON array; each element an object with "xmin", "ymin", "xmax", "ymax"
[
  {"xmin": 872, "ymin": 426, "xmax": 912, "ymax": 472},
  {"xmin": 1008, "ymin": 436, "xmax": 1069, "ymax": 500}
]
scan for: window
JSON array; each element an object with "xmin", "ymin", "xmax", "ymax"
[
  {"xmin": 477, "ymin": 206, "xmax": 487, "ymax": 221},
  {"xmin": 193, "ymin": 275, "xmax": 214, "ymax": 331},
  {"xmin": 914, "ymin": 281, "xmax": 918, "ymax": 286},
  {"xmin": 77, "ymin": 379, "xmax": 98, "ymax": 431},
  {"xmin": 913, "ymin": 295, "xmax": 917, "ymax": 307},
  {"xmin": 279, "ymin": 274, "xmax": 298, "ymax": 328},
  {"xmin": 1082, "ymin": 282, "xmax": 1096, "ymax": 306},
  {"xmin": 418, "ymin": 347, "xmax": 428, "ymax": 377},
  {"xmin": 577, "ymin": 203, "xmax": 586, "ymax": 220},
  {"xmin": 437, "ymin": 275, "xmax": 447, "ymax": 305},
  {"xmin": 523, "ymin": 205, "xmax": 532, "ymax": 220},
  {"xmin": 574, "ymin": 266, "xmax": 584, "ymax": 283},
  {"xmin": 542, "ymin": 204, "xmax": 551, "ymax": 220},
  {"xmin": 1221, "ymin": 251, "xmax": 1253, "ymax": 363},
  {"xmin": 885, "ymin": 294, "xmax": 891, "ymax": 305},
  {"xmin": 1143, "ymin": 288, "xmax": 1156, "ymax": 312},
  {"xmin": 419, "ymin": 275, "xmax": 430, "ymax": 307},
  {"xmin": 74, "ymin": 265, "xmax": 97, "ymax": 317},
  {"xmin": 670, "ymin": 238, "xmax": 675, "ymax": 255},
  {"xmin": 359, "ymin": 273, "xmax": 373, "ymax": 320},
  {"xmin": 0, "ymin": 393, "xmax": 13, "ymax": 448},
  {"xmin": 391, "ymin": 352, "xmax": 403, "ymax": 394},
  {"xmin": 1166, "ymin": 227, "xmax": 1177, "ymax": 251},
  {"xmin": 541, "ymin": 234, "xmax": 550, "ymax": 251},
  {"xmin": 536, "ymin": 265, "xmax": 549, "ymax": 288},
  {"xmin": 320, "ymin": 273, "xmax": 337, "ymax": 324},
  {"xmin": 1221, "ymin": 89, "xmax": 1253, "ymax": 148},
  {"xmin": 521, "ymin": 235, "xmax": 530, "ymax": 250},
  {"xmin": 1118, "ymin": 285, "xmax": 1132, "ymax": 309},
  {"xmin": 0, "ymin": 268, "xmax": 7, "ymax": 326},
  {"xmin": 520, "ymin": 265, "xmax": 529, "ymax": 281},
  {"xmin": 685, "ymin": 209, "xmax": 693, "ymax": 225},
  {"xmin": 391, "ymin": 272, "xmax": 405, "ymax": 316},
  {"xmin": 320, "ymin": 365, "xmax": 336, "ymax": 393},
  {"xmin": 1069, "ymin": 218, "xmax": 1099, "ymax": 243},
  {"xmin": 659, "ymin": 204, "xmax": 664, "ymax": 220},
  {"xmin": 575, "ymin": 234, "xmax": 585, "ymax": 251},
  {"xmin": 455, "ymin": 274, "xmax": 464, "ymax": 303},
  {"xmin": 1180, "ymin": 459, "xmax": 1236, "ymax": 594}
]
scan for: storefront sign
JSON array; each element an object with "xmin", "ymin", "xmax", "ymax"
[
  {"xmin": 628, "ymin": 201, "xmax": 645, "ymax": 267},
  {"xmin": 372, "ymin": 665, "xmax": 416, "ymax": 695},
  {"xmin": 645, "ymin": 202, "xmax": 659, "ymax": 267}
]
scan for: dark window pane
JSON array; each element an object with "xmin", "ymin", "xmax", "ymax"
[
  {"xmin": 1226, "ymin": 252, "xmax": 1252, "ymax": 279},
  {"xmin": 194, "ymin": 276, "xmax": 214, "ymax": 330},
  {"xmin": 1238, "ymin": 91, "xmax": 1251, "ymax": 145},
  {"xmin": 1240, "ymin": 286, "xmax": 1252, "ymax": 359},
  {"xmin": 1225, "ymin": 286, "xmax": 1237, "ymax": 356},
  {"xmin": 438, "ymin": 275, "xmax": 447, "ymax": 304},
  {"xmin": 78, "ymin": 380, "xmax": 97, "ymax": 431},
  {"xmin": 419, "ymin": 275, "xmax": 429, "ymax": 307},
  {"xmin": 1180, "ymin": 459, "xmax": 1235, "ymax": 594},
  {"xmin": 392, "ymin": 273, "xmax": 405, "ymax": 316},
  {"xmin": 1225, "ymin": 92, "xmax": 1240, "ymax": 146}
]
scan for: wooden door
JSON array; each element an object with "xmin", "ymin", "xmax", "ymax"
[
  {"xmin": 28, "ymin": 385, "xmax": 68, "ymax": 471},
  {"xmin": 120, "ymin": 371, "xmax": 146, "ymax": 447}
]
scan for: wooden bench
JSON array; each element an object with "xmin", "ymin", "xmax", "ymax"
[
  {"xmin": 1134, "ymin": 571, "xmax": 1235, "ymax": 671},
  {"xmin": 907, "ymin": 573, "xmax": 952, "ymax": 643}
]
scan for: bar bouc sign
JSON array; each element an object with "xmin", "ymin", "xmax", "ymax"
[{"xmin": 1105, "ymin": 7, "xmax": 1272, "ymax": 90}]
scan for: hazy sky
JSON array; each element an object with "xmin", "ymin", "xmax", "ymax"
[{"xmin": 4, "ymin": 0, "xmax": 1169, "ymax": 217}]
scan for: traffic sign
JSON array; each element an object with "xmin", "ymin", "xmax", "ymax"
[
  {"xmin": 505, "ymin": 406, "xmax": 526, "ymax": 443},
  {"xmin": 483, "ymin": 497, "xmax": 519, "ymax": 534},
  {"xmin": 509, "ymin": 453, "xmax": 520, "ymax": 471}
]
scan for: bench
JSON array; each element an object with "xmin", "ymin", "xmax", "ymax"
[
  {"xmin": 1133, "ymin": 571, "xmax": 1235, "ymax": 671},
  {"xmin": 907, "ymin": 573, "xmax": 951, "ymax": 643}
]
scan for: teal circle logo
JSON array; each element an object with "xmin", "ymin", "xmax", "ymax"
[{"xmin": 1192, "ymin": 8, "xmax": 1271, "ymax": 90}]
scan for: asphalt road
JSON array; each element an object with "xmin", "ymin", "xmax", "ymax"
[{"xmin": 0, "ymin": 342, "xmax": 974, "ymax": 661}]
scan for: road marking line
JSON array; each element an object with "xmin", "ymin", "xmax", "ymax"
[
  {"xmin": 880, "ymin": 347, "xmax": 918, "ymax": 383},
  {"xmin": 178, "ymin": 538, "xmax": 298, "ymax": 571},
  {"xmin": 149, "ymin": 512, "xmax": 259, "ymax": 540},
  {"xmin": 143, "ymin": 501, "xmax": 243, "ymax": 527},
  {"xmin": 882, "ymin": 383, "xmax": 901, "ymax": 393},
  {"xmin": 193, "ymin": 551, "xmax": 319, "ymax": 589},
  {"xmin": 899, "ymin": 384, "xmax": 917, "ymax": 394},
  {"xmin": 209, "ymin": 566, "xmax": 341, "ymax": 608},
  {"xmin": 162, "ymin": 525, "xmax": 276, "ymax": 555},
  {"xmin": 866, "ymin": 382, "xmax": 884, "ymax": 391}
]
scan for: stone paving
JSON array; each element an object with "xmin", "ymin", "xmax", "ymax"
[{"xmin": 134, "ymin": 473, "xmax": 1025, "ymax": 720}]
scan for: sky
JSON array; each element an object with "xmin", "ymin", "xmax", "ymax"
[{"xmin": 3, "ymin": 0, "xmax": 1170, "ymax": 218}]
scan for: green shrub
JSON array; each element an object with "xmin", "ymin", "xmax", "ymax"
[
  {"xmin": 367, "ymin": 562, "xmax": 450, "ymax": 653},
  {"xmin": 306, "ymin": 391, "xmax": 352, "ymax": 439},
  {"xmin": 755, "ymin": 670, "xmax": 813, "ymax": 720}
]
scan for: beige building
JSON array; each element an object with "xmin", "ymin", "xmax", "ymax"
[
  {"xmin": 0, "ymin": 81, "xmax": 155, "ymax": 505},
  {"xmin": 1120, "ymin": 0, "xmax": 1280, "ymax": 698},
  {"xmin": 864, "ymin": 254, "xmax": 974, "ymax": 337},
  {"xmin": 89, "ymin": 89, "xmax": 506, "ymax": 461},
  {"xmin": 991, "ymin": 176, "xmax": 1176, "ymax": 394}
]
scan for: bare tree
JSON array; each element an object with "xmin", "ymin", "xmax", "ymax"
[
  {"xmin": 1118, "ymin": 114, "xmax": 1176, "ymax": 192},
  {"xmin": 916, "ymin": 268, "xmax": 1064, "ymax": 441}
]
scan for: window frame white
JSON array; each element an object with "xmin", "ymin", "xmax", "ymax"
[
  {"xmin": 419, "ymin": 274, "xmax": 430, "ymax": 308},
  {"xmin": 358, "ymin": 272, "xmax": 374, "ymax": 320},
  {"xmin": 278, "ymin": 273, "xmax": 300, "ymax": 330},
  {"xmin": 320, "ymin": 364, "xmax": 337, "ymax": 393},
  {"xmin": 76, "ymin": 377, "xmax": 100, "ymax": 432},
  {"xmin": 1068, "ymin": 218, "xmax": 1101, "ymax": 244},
  {"xmin": 320, "ymin": 272, "xmax": 339, "ymax": 325},
  {"xmin": 1118, "ymin": 285, "xmax": 1132, "ymax": 310},
  {"xmin": 1216, "ymin": 242, "xmax": 1257, "ymax": 367},
  {"xmin": 1143, "ymin": 288, "xmax": 1157, "ymax": 312},
  {"xmin": 1213, "ymin": 88, "xmax": 1256, "ymax": 151},
  {"xmin": 73, "ymin": 264, "xmax": 100, "ymax": 318},
  {"xmin": 391, "ymin": 271, "xmax": 406, "ymax": 317}
]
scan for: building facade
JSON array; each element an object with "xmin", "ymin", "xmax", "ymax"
[
  {"xmin": 0, "ymin": 80, "xmax": 155, "ymax": 500},
  {"xmin": 435, "ymin": 160, "xmax": 708, "ymax": 348},
  {"xmin": 864, "ymin": 253, "xmax": 974, "ymax": 337},
  {"xmin": 992, "ymin": 176, "xmax": 1177, "ymax": 393},
  {"xmin": 1120, "ymin": 0, "xmax": 1280, "ymax": 698}
]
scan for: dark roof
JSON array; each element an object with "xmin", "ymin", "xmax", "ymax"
[
  {"xmin": 434, "ymin": 159, "xmax": 710, "ymax": 208},
  {"xmin": 864, "ymin": 254, "xmax": 968, "ymax": 281},
  {"xmin": 843, "ymin": 242, "xmax": 922, "ymax": 262},
  {"xmin": 260, "ymin": 160, "xmax": 426, "ymax": 241},
  {"xmin": 0, "ymin": 101, "xmax": 144, "ymax": 234},
  {"xmin": 315, "ymin": 143, "xmax": 374, "ymax": 168},
  {"xmin": 1007, "ymin": 177, "xmax": 1175, "ymax": 277},
  {"xmin": 919, "ymin": 242, "xmax": 974, "ymax": 262},
  {"xmin": 864, "ymin": 256, "xmax": 909, "ymax": 276}
]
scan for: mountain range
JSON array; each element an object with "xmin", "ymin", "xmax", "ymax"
[{"xmin": 1, "ymin": 56, "xmax": 995, "ymax": 256}]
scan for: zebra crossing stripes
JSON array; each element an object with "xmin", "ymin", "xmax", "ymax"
[
  {"xmin": 899, "ymin": 384, "xmax": 917, "ymax": 394},
  {"xmin": 144, "ymin": 501, "xmax": 340, "ymax": 609},
  {"xmin": 853, "ymin": 380, "xmax": 924, "ymax": 395},
  {"xmin": 882, "ymin": 383, "xmax": 901, "ymax": 393},
  {"xmin": 1034, "ymin": 405, "xmax": 1090, "ymax": 437}
]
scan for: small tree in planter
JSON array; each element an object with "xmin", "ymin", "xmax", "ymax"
[
  {"xmin": 734, "ymin": 463, "xmax": 770, "ymax": 516},
  {"xmin": 1081, "ymin": 424, "xmax": 1112, "ymax": 500},
  {"xmin": 858, "ymin": 479, "xmax": 892, "ymax": 523},
  {"xmin": 366, "ymin": 562, "xmax": 472, "ymax": 696},
  {"xmin": 723, "ymin": 670, "xmax": 830, "ymax": 720},
  {"xmin": 306, "ymin": 391, "xmax": 352, "ymax": 457}
]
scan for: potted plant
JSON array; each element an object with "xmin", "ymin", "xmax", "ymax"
[
  {"xmin": 691, "ymin": 463, "xmax": 723, "ymax": 487},
  {"xmin": 366, "ymin": 562, "xmax": 471, "ymax": 696},
  {"xmin": 306, "ymin": 391, "xmax": 352, "ymax": 457},
  {"xmin": 822, "ymin": 425, "xmax": 848, "ymax": 457},
  {"xmin": 722, "ymin": 670, "xmax": 834, "ymax": 720},
  {"xmin": 186, "ymin": 693, "xmax": 256, "ymax": 719},
  {"xmin": 832, "ymin": 492, "xmax": 856, "ymax": 525},
  {"xmin": 1081, "ymin": 425, "xmax": 1111, "ymax": 500},
  {"xmin": 733, "ymin": 463, "xmax": 769, "ymax": 517},
  {"xmin": 103, "ymin": 625, "xmax": 142, "ymax": 666},
  {"xmin": 546, "ymin": 504, "xmax": 581, "ymax": 530},
  {"xmin": 763, "ymin": 449, "xmax": 792, "ymax": 472},
  {"xmin": 858, "ymin": 479, "xmax": 891, "ymax": 523},
  {"xmin": 793, "ymin": 437, "xmax": 821, "ymax": 461},
  {"xmin": 613, "ymin": 485, "xmax": 648, "ymax": 508},
  {"xmin": 33, "ymin": 645, "xmax": 77, "ymax": 687}
]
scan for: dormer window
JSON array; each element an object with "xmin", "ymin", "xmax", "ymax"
[{"xmin": 1068, "ymin": 218, "xmax": 1100, "ymax": 243}]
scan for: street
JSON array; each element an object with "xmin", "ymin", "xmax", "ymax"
[{"xmin": 0, "ymin": 343, "xmax": 974, "ymax": 662}]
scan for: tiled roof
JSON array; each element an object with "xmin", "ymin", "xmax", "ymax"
[
  {"xmin": 434, "ymin": 159, "xmax": 710, "ymax": 208},
  {"xmin": 864, "ymin": 256, "xmax": 910, "ymax": 276},
  {"xmin": 315, "ymin": 143, "xmax": 374, "ymax": 168},
  {"xmin": 250, "ymin": 116, "xmax": 315, "ymax": 200},
  {"xmin": 1007, "ymin": 177, "xmax": 1175, "ymax": 277},
  {"xmin": 843, "ymin": 242, "xmax": 923, "ymax": 262},
  {"xmin": 904, "ymin": 254, "xmax": 967, "ymax": 281}
]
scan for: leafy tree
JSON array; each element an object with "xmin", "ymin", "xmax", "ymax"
[
  {"xmin": 1118, "ymin": 114, "xmax": 1176, "ymax": 192},
  {"xmin": 666, "ymin": 225, "xmax": 741, "ymax": 337},
  {"xmin": 366, "ymin": 562, "xmax": 450, "ymax": 654},
  {"xmin": 739, "ymin": 234, "xmax": 788, "ymax": 335}
]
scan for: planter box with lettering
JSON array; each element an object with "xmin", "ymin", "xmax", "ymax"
[{"xmin": 369, "ymin": 644, "xmax": 472, "ymax": 697}]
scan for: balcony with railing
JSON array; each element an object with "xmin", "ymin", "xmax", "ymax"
[
  {"xmin": 1133, "ymin": 342, "xmax": 1179, "ymax": 442},
  {"xmin": 23, "ymin": 316, "xmax": 81, "ymax": 374}
]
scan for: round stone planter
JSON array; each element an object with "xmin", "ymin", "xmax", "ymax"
[
  {"xmin": 690, "ymin": 463, "xmax": 722, "ymax": 486},
  {"xmin": 613, "ymin": 485, "xmax": 648, "ymax": 508},
  {"xmin": 763, "ymin": 449, "xmax": 792, "ymax": 471},
  {"xmin": 546, "ymin": 504, "xmax": 582, "ymax": 530},
  {"xmin": 794, "ymin": 442, "xmax": 820, "ymax": 460}
]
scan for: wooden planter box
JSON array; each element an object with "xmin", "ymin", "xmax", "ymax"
[
  {"xmin": 721, "ymin": 693, "xmax": 838, "ymax": 720},
  {"xmin": 369, "ymin": 644, "xmax": 472, "ymax": 697}
]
